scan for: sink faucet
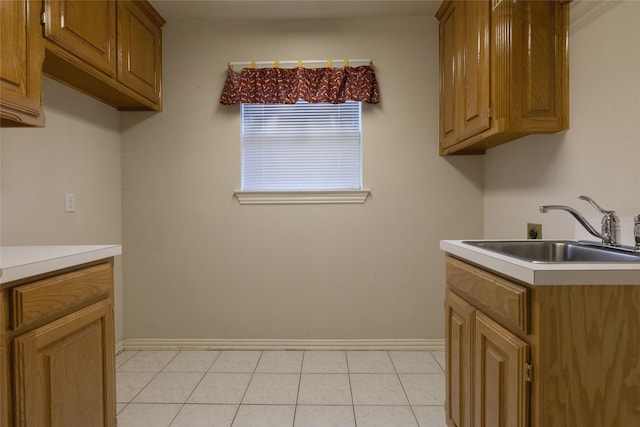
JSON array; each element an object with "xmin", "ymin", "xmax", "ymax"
[{"xmin": 539, "ymin": 195, "xmax": 620, "ymax": 246}]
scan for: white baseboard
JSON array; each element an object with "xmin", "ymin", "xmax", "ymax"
[
  {"xmin": 115, "ymin": 340, "xmax": 125, "ymax": 355},
  {"xmin": 120, "ymin": 338, "xmax": 445, "ymax": 352}
]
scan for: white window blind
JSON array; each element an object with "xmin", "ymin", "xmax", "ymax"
[{"xmin": 241, "ymin": 100, "xmax": 362, "ymax": 191}]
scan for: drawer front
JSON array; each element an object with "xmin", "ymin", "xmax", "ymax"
[
  {"xmin": 446, "ymin": 256, "xmax": 530, "ymax": 334},
  {"xmin": 11, "ymin": 263, "xmax": 112, "ymax": 330}
]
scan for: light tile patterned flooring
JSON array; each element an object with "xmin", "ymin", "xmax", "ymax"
[{"xmin": 116, "ymin": 349, "xmax": 446, "ymax": 427}]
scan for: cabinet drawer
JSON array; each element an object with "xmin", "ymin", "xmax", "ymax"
[
  {"xmin": 11, "ymin": 263, "xmax": 112, "ymax": 330},
  {"xmin": 446, "ymin": 256, "xmax": 530, "ymax": 334}
]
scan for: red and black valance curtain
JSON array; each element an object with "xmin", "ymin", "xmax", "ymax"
[{"xmin": 219, "ymin": 65, "xmax": 379, "ymax": 105}]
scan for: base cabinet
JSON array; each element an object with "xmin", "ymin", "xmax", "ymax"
[
  {"xmin": 0, "ymin": 260, "xmax": 116, "ymax": 427},
  {"xmin": 445, "ymin": 255, "xmax": 640, "ymax": 427},
  {"xmin": 445, "ymin": 289, "xmax": 529, "ymax": 427}
]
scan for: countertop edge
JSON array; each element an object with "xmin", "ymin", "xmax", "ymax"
[
  {"xmin": 441, "ymin": 240, "xmax": 640, "ymax": 286},
  {"xmin": 0, "ymin": 245, "xmax": 123, "ymax": 284}
]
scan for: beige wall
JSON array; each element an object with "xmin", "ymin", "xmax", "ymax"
[
  {"xmin": 484, "ymin": 1, "xmax": 640, "ymax": 244},
  {"xmin": 0, "ymin": 78, "xmax": 124, "ymax": 342},
  {"xmin": 6, "ymin": 1, "xmax": 632, "ymax": 345},
  {"xmin": 120, "ymin": 15, "xmax": 484, "ymax": 341}
]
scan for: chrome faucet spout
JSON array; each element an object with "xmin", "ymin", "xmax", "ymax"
[{"xmin": 539, "ymin": 205, "xmax": 606, "ymax": 241}]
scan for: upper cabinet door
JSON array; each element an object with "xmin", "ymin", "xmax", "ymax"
[
  {"xmin": 0, "ymin": 0, "xmax": 45, "ymax": 127},
  {"xmin": 117, "ymin": 0, "xmax": 162, "ymax": 105},
  {"xmin": 458, "ymin": 0, "xmax": 490, "ymax": 141},
  {"xmin": 438, "ymin": 0, "xmax": 458, "ymax": 150},
  {"xmin": 43, "ymin": 0, "xmax": 116, "ymax": 77}
]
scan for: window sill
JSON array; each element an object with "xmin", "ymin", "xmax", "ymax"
[{"xmin": 234, "ymin": 190, "xmax": 371, "ymax": 205}]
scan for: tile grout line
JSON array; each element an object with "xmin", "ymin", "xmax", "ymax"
[
  {"xmin": 292, "ymin": 351, "xmax": 306, "ymax": 427},
  {"xmin": 167, "ymin": 350, "xmax": 224, "ymax": 426},
  {"xmin": 345, "ymin": 350, "xmax": 359, "ymax": 427},
  {"xmin": 118, "ymin": 350, "xmax": 182, "ymax": 425},
  {"xmin": 114, "ymin": 351, "xmax": 139, "ymax": 419},
  {"xmin": 229, "ymin": 350, "xmax": 264, "ymax": 427},
  {"xmin": 389, "ymin": 350, "xmax": 422, "ymax": 427}
]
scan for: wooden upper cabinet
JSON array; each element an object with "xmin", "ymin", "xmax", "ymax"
[
  {"xmin": 43, "ymin": 0, "xmax": 116, "ymax": 77},
  {"xmin": 436, "ymin": 0, "xmax": 569, "ymax": 155},
  {"xmin": 117, "ymin": 0, "xmax": 163, "ymax": 105},
  {"xmin": 0, "ymin": 0, "xmax": 45, "ymax": 127},
  {"xmin": 42, "ymin": 0, "xmax": 165, "ymax": 111}
]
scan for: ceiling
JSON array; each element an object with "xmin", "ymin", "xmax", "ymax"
[{"xmin": 150, "ymin": 0, "xmax": 440, "ymax": 22}]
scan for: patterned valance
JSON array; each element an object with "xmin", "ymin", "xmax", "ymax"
[{"xmin": 219, "ymin": 65, "xmax": 379, "ymax": 105}]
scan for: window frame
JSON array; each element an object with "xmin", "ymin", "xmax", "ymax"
[{"xmin": 234, "ymin": 100, "xmax": 370, "ymax": 205}]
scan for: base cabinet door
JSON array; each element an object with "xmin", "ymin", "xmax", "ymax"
[
  {"xmin": 12, "ymin": 299, "xmax": 116, "ymax": 427},
  {"xmin": 474, "ymin": 311, "xmax": 529, "ymax": 427},
  {"xmin": 445, "ymin": 290, "xmax": 475, "ymax": 427}
]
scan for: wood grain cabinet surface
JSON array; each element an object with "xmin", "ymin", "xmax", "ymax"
[
  {"xmin": 445, "ymin": 255, "xmax": 640, "ymax": 427},
  {"xmin": 0, "ymin": 0, "xmax": 45, "ymax": 127},
  {"xmin": 42, "ymin": 0, "xmax": 165, "ymax": 111},
  {"xmin": 0, "ymin": 260, "xmax": 116, "ymax": 427},
  {"xmin": 436, "ymin": 0, "xmax": 569, "ymax": 155}
]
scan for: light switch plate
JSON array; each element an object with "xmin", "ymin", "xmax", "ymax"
[{"xmin": 64, "ymin": 193, "xmax": 76, "ymax": 213}]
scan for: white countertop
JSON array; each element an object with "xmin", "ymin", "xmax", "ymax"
[
  {"xmin": 441, "ymin": 240, "xmax": 640, "ymax": 285},
  {"xmin": 0, "ymin": 245, "xmax": 122, "ymax": 284}
]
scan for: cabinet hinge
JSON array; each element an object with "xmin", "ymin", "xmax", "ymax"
[
  {"xmin": 41, "ymin": 11, "xmax": 46, "ymax": 25},
  {"xmin": 525, "ymin": 362, "xmax": 533, "ymax": 383},
  {"xmin": 487, "ymin": 107, "xmax": 492, "ymax": 119}
]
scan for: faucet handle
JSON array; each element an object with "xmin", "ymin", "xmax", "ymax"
[
  {"xmin": 578, "ymin": 195, "xmax": 616, "ymax": 215},
  {"xmin": 634, "ymin": 215, "xmax": 640, "ymax": 251},
  {"xmin": 578, "ymin": 195, "xmax": 620, "ymax": 245}
]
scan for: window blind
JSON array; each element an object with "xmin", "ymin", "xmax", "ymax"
[{"xmin": 241, "ymin": 101, "xmax": 362, "ymax": 191}]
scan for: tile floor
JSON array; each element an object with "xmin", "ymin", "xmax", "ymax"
[{"xmin": 116, "ymin": 349, "xmax": 446, "ymax": 427}]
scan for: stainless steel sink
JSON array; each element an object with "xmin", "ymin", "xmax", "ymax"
[{"xmin": 463, "ymin": 240, "xmax": 640, "ymax": 263}]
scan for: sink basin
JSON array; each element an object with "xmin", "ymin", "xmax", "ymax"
[{"xmin": 463, "ymin": 240, "xmax": 640, "ymax": 263}]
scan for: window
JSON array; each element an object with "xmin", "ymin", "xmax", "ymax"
[{"xmin": 240, "ymin": 101, "xmax": 363, "ymax": 192}]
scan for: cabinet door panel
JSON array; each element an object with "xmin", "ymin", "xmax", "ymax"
[
  {"xmin": 117, "ymin": 0, "xmax": 162, "ymax": 103},
  {"xmin": 439, "ymin": 1, "xmax": 458, "ymax": 150},
  {"xmin": 1, "ymin": 0, "xmax": 28, "ymax": 97},
  {"xmin": 519, "ymin": 0, "xmax": 568, "ymax": 130},
  {"xmin": 459, "ymin": 0, "xmax": 490, "ymax": 140},
  {"xmin": 12, "ymin": 300, "xmax": 116, "ymax": 427},
  {"xmin": 0, "ymin": 0, "xmax": 44, "ymax": 126},
  {"xmin": 446, "ymin": 291, "xmax": 475, "ymax": 427},
  {"xmin": 43, "ymin": 0, "xmax": 116, "ymax": 76},
  {"xmin": 474, "ymin": 311, "xmax": 528, "ymax": 427}
]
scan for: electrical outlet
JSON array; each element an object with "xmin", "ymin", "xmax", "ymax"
[
  {"xmin": 64, "ymin": 193, "xmax": 76, "ymax": 213},
  {"xmin": 528, "ymin": 223, "xmax": 542, "ymax": 239}
]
